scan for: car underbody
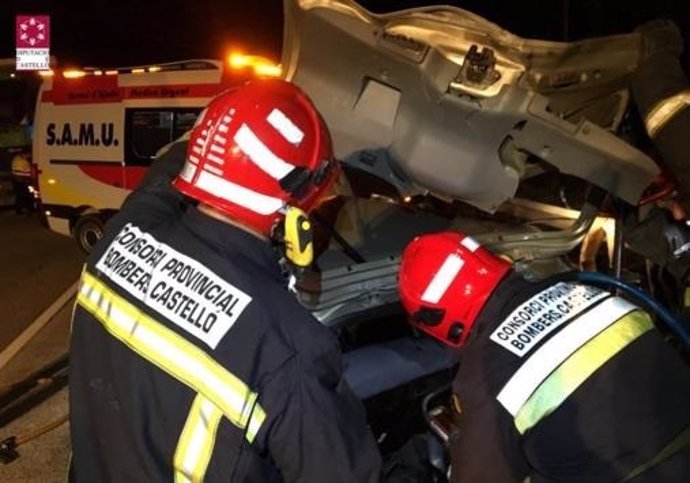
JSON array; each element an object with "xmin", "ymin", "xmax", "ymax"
[{"xmin": 281, "ymin": 0, "xmax": 686, "ymax": 476}]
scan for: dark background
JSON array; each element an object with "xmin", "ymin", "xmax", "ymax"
[{"xmin": 2, "ymin": 0, "xmax": 689, "ymax": 68}]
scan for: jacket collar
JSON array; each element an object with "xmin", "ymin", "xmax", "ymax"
[{"xmin": 181, "ymin": 206, "xmax": 284, "ymax": 283}]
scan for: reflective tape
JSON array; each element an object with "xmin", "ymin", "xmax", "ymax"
[
  {"xmin": 206, "ymin": 153, "xmax": 224, "ymax": 165},
  {"xmin": 210, "ymin": 144, "xmax": 225, "ymax": 155},
  {"xmin": 204, "ymin": 163, "xmax": 223, "ymax": 176},
  {"xmin": 233, "ymin": 123, "xmax": 295, "ymax": 180},
  {"xmin": 203, "ymin": 164, "xmax": 223, "ymax": 176},
  {"xmin": 644, "ymin": 89, "xmax": 690, "ymax": 138},
  {"xmin": 512, "ymin": 310, "xmax": 653, "ymax": 434},
  {"xmin": 194, "ymin": 169, "xmax": 283, "ymax": 215},
  {"xmin": 421, "ymin": 254, "xmax": 464, "ymax": 304},
  {"xmin": 77, "ymin": 271, "xmax": 266, "ymax": 443},
  {"xmin": 497, "ymin": 296, "xmax": 635, "ymax": 415},
  {"xmin": 460, "ymin": 236, "xmax": 480, "ymax": 252},
  {"xmin": 267, "ymin": 108, "xmax": 304, "ymax": 145},
  {"xmin": 174, "ymin": 394, "xmax": 223, "ymax": 483},
  {"xmin": 180, "ymin": 161, "xmax": 198, "ymax": 182}
]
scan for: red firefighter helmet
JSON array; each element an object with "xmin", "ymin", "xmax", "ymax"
[
  {"xmin": 173, "ymin": 79, "xmax": 339, "ymax": 236},
  {"xmin": 399, "ymin": 231, "xmax": 512, "ymax": 347}
]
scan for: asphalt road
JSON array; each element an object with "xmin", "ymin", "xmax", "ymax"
[
  {"xmin": 0, "ymin": 209, "xmax": 84, "ymax": 353},
  {"xmin": 0, "ymin": 208, "xmax": 84, "ymax": 481}
]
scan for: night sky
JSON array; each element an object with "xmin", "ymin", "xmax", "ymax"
[{"xmin": 2, "ymin": 0, "xmax": 689, "ymax": 68}]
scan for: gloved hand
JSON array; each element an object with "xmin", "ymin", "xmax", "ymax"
[{"xmin": 626, "ymin": 206, "xmax": 690, "ymax": 275}]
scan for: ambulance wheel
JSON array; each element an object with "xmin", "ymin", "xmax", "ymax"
[{"xmin": 74, "ymin": 214, "xmax": 105, "ymax": 254}]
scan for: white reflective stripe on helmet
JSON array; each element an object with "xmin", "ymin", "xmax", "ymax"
[
  {"xmin": 77, "ymin": 271, "xmax": 267, "ymax": 443},
  {"xmin": 203, "ymin": 164, "xmax": 223, "ymax": 176},
  {"xmin": 267, "ymin": 108, "xmax": 304, "ymax": 145},
  {"xmin": 496, "ymin": 296, "xmax": 636, "ymax": 416},
  {"xmin": 195, "ymin": 169, "xmax": 283, "ymax": 215},
  {"xmin": 421, "ymin": 254, "xmax": 464, "ymax": 304},
  {"xmin": 233, "ymin": 124, "xmax": 295, "ymax": 180},
  {"xmin": 206, "ymin": 153, "xmax": 224, "ymax": 165},
  {"xmin": 174, "ymin": 394, "xmax": 223, "ymax": 483},
  {"xmin": 210, "ymin": 144, "xmax": 226, "ymax": 155},
  {"xmin": 180, "ymin": 161, "xmax": 198, "ymax": 182},
  {"xmin": 460, "ymin": 237, "xmax": 480, "ymax": 252}
]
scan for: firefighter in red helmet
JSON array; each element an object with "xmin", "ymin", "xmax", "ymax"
[
  {"xmin": 69, "ymin": 80, "xmax": 381, "ymax": 482},
  {"xmin": 399, "ymin": 231, "xmax": 690, "ymax": 483}
]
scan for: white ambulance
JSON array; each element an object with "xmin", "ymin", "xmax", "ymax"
[{"xmin": 34, "ymin": 56, "xmax": 279, "ymax": 252}]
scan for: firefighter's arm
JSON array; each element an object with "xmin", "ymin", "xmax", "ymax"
[
  {"xmin": 118, "ymin": 140, "xmax": 188, "ymax": 224},
  {"xmin": 262, "ymin": 329, "xmax": 382, "ymax": 483},
  {"xmin": 450, "ymin": 390, "xmax": 529, "ymax": 482},
  {"xmin": 631, "ymin": 21, "xmax": 690, "ymax": 215}
]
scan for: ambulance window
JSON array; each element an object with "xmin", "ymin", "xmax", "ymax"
[
  {"xmin": 174, "ymin": 112, "xmax": 199, "ymax": 139},
  {"xmin": 125, "ymin": 108, "xmax": 201, "ymax": 166}
]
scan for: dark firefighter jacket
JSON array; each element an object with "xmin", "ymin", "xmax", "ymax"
[
  {"xmin": 631, "ymin": 21, "xmax": 690, "ymax": 215},
  {"xmin": 451, "ymin": 272, "xmax": 690, "ymax": 483},
  {"xmin": 69, "ymin": 141, "xmax": 382, "ymax": 482}
]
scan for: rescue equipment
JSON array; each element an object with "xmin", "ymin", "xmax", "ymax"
[{"xmin": 568, "ymin": 271, "xmax": 690, "ymax": 350}]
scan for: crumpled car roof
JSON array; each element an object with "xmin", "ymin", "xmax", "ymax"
[{"xmin": 282, "ymin": 0, "xmax": 659, "ymax": 211}]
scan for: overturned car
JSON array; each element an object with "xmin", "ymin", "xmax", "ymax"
[{"xmin": 279, "ymin": 0, "xmax": 685, "ymax": 476}]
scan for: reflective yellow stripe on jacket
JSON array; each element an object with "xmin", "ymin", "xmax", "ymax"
[
  {"xmin": 174, "ymin": 394, "xmax": 223, "ymax": 483},
  {"xmin": 77, "ymin": 270, "xmax": 267, "ymax": 481},
  {"xmin": 497, "ymin": 296, "xmax": 653, "ymax": 435}
]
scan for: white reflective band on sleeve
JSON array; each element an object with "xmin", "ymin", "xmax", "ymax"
[
  {"xmin": 267, "ymin": 108, "xmax": 304, "ymax": 145},
  {"xmin": 174, "ymin": 394, "xmax": 223, "ymax": 483},
  {"xmin": 421, "ymin": 254, "xmax": 464, "ymax": 304},
  {"xmin": 234, "ymin": 124, "xmax": 295, "ymax": 180},
  {"xmin": 460, "ymin": 237, "xmax": 480, "ymax": 252},
  {"xmin": 490, "ymin": 283, "xmax": 608, "ymax": 357},
  {"xmin": 645, "ymin": 89, "xmax": 690, "ymax": 138},
  {"xmin": 497, "ymin": 296, "xmax": 636, "ymax": 416},
  {"xmin": 195, "ymin": 170, "xmax": 283, "ymax": 215},
  {"xmin": 77, "ymin": 271, "xmax": 266, "ymax": 443}
]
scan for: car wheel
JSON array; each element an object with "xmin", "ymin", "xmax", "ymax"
[{"xmin": 74, "ymin": 214, "xmax": 105, "ymax": 254}]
